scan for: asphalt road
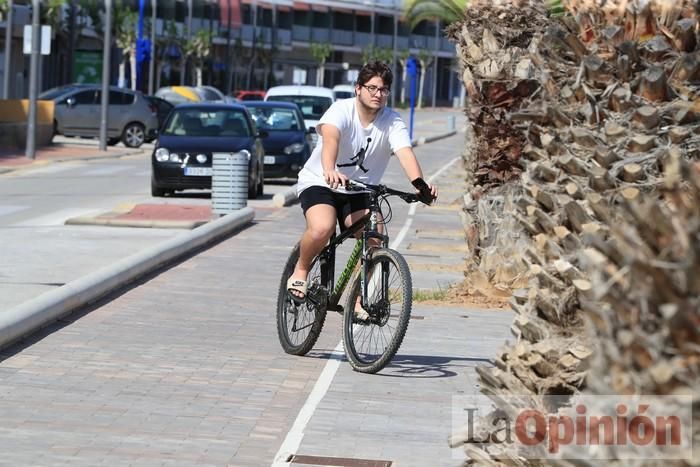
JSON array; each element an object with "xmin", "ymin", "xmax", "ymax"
[{"xmin": 0, "ymin": 152, "xmax": 293, "ymax": 311}]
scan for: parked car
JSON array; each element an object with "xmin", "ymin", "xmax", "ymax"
[
  {"xmin": 332, "ymin": 84, "xmax": 355, "ymax": 101},
  {"xmin": 196, "ymin": 85, "xmax": 236, "ymax": 103},
  {"xmin": 264, "ymin": 85, "xmax": 334, "ymax": 147},
  {"xmin": 234, "ymin": 90, "xmax": 266, "ymax": 101},
  {"xmin": 146, "ymin": 96, "xmax": 174, "ymax": 131},
  {"xmin": 50, "ymin": 85, "xmax": 158, "ymax": 147},
  {"xmin": 154, "ymin": 86, "xmax": 205, "ymax": 105},
  {"xmin": 39, "ymin": 83, "xmax": 93, "ymax": 100},
  {"xmin": 150, "ymin": 103, "xmax": 265, "ymax": 198},
  {"xmin": 243, "ymin": 101, "xmax": 314, "ymax": 179}
]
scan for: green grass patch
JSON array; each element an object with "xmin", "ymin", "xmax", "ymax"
[{"xmin": 413, "ymin": 287, "xmax": 449, "ymax": 302}]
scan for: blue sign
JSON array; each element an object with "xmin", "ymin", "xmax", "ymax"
[{"xmin": 407, "ymin": 57, "xmax": 418, "ymax": 140}]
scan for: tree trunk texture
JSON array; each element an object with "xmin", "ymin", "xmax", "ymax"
[{"xmin": 447, "ymin": 1, "xmax": 700, "ymax": 464}]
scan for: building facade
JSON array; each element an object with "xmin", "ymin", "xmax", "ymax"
[{"xmin": 0, "ymin": 0, "xmax": 459, "ymax": 107}]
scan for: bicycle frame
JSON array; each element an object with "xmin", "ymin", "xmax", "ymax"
[{"xmin": 311, "ymin": 193, "xmax": 389, "ymax": 313}]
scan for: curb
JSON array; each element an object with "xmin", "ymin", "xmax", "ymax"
[
  {"xmin": 0, "ymin": 147, "xmax": 145, "ymax": 175},
  {"xmin": 271, "ymin": 130, "xmax": 459, "ymax": 208},
  {"xmin": 272, "ymin": 185, "xmax": 299, "ymax": 208},
  {"xmin": 0, "ymin": 207, "xmax": 255, "ymax": 350}
]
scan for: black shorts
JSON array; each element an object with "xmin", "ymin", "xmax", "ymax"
[{"xmin": 299, "ymin": 186, "xmax": 371, "ymax": 230}]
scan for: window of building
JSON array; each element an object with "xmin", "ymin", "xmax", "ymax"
[
  {"xmin": 311, "ymin": 11, "xmax": 330, "ymax": 28},
  {"xmin": 333, "ymin": 12, "xmax": 353, "ymax": 31},
  {"xmin": 278, "ymin": 11, "xmax": 292, "ymax": 29},
  {"xmin": 293, "ymin": 9, "xmax": 310, "ymax": 27},
  {"xmin": 356, "ymin": 14, "xmax": 371, "ymax": 33},
  {"xmin": 260, "ymin": 7, "xmax": 272, "ymax": 27},
  {"xmin": 377, "ymin": 15, "xmax": 394, "ymax": 35}
]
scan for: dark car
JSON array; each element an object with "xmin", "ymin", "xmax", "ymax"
[
  {"xmin": 47, "ymin": 85, "xmax": 159, "ymax": 147},
  {"xmin": 151, "ymin": 103, "xmax": 265, "ymax": 198},
  {"xmin": 242, "ymin": 101, "xmax": 314, "ymax": 179}
]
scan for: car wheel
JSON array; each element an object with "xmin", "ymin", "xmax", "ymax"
[
  {"xmin": 107, "ymin": 137, "xmax": 120, "ymax": 146},
  {"xmin": 122, "ymin": 123, "xmax": 145, "ymax": 148},
  {"xmin": 257, "ymin": 164, "xmax": 264, "ymax": 196},
  {"xmin": 248, "ymin": 163, "xmax": 259, "ymax": 199},
  {"xmin": 151, "ymin": 176, "xmax": 166, "ymax": 197}
]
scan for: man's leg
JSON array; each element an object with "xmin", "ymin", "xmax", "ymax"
[
  {"xmin": 289, "ymin": 203, "xmax": 337, "ymax": 299},
  {"xmin": 344, "ymin": 209, "xmax": 382, "ymax": 318}
]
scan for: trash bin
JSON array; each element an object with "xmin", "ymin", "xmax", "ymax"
[{"xmin": 212, "ymin": 151, "xmax": 248, "ymax": 215}]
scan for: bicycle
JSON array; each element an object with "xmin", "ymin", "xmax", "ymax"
[{"xmin": 276, "ymin": 179, "xmax": 434, "ymax": 374}]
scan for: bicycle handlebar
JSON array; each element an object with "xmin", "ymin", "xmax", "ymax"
[{"xmin": 346, "ymin": 180, "xmax": 435, "ymax": 205}]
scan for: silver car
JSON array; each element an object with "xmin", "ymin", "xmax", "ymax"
[{"xmin": 49, "ymin": 86, "xmax": 159, "ymax": 147}]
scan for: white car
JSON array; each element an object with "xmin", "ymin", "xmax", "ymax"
[
  {"xmin": 265, "ymin": 85, "xmax": 334, "ymax": 146},
  {"xmin": 332, "ymin": 84, "xmax": 355, "ymax": 101}
]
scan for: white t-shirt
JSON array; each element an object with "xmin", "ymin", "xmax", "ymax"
[{"xmin": 296, "ymin": 98, "xmax": 413, "ymax": 194}]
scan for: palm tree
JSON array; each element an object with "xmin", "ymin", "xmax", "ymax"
[
  {"xmin": 156, "ymin": 20, "xmax": 183, "ymax": 89},
  {"xmin": 416, "ymin": 48, "xmax": 433, "ymax": 109},
  {"xmin": 113, "ymin": 4, "xmax": 137, "ymax": 90},
  {"xmin": 361, "ymin": 45, "xmax": 393, "ymax": 65},
  {"xmin": 397, "ymin": 49, "xmax": 410, "ymax": 105},
  {"xmin": 309, "ymin": 41, "xmax": 333, "ymax": 87},
  {"xmin": 0, "ymin": 0, "xmax": 8, "ymax": 21},
  {"xmin": 403, "ymin": 0, "xmax": 467, "ymax": 29},
  {"xmin": 183, "ymin": 29, "xmax": 211, "ymax": 87}
]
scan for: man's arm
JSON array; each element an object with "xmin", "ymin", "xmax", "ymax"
[
  {"xmin": 318, "ymin": 123, "xmax": 346, "ymax": 189},
  {"xmin": 394, "ymin": 146, "xmax": 439, "ymax": 201}
]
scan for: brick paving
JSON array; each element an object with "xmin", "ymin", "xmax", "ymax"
[{"xmin": 0, "ymin": 124, "xmax": 514, "ymax": 465}]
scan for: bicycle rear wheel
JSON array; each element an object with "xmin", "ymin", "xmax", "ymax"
[
  {"xmin": 276, "ymin": 243, "xmax": 327, "ymax": 355},
  {"xmin": 343, "ymin": 248, "xmax": 412, "ymax": 373}
]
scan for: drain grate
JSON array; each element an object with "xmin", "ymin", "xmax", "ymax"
[
  {"xmin": 410, "ymin": 315, "xmax": 425, "ymax": 320},
  {"xmin": 287, "ymin": 454, "xmax": 392, "ymax": 467}
]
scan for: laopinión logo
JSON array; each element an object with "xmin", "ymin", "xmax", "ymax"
[{"xmin": 451, "ymin": 395, "xmax": 693, "ymax": 460}]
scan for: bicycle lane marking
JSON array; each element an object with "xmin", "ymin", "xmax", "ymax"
[{"xmin": 271, "ymin": 155, "xmax": 461, "ymax": 467}]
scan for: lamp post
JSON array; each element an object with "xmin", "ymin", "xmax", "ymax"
[
  {"xmin": 99, "ymin": 0, "xmax": 112, "ymax": 151},
  {"xmin": 2, "ymin": 0, "xmax": 13, "ymax": 99},
  {"xmin": 25, "ymin": 0, "xmax": 40, "ymax": 160},
  {"xmin": 148, "ymin": 0, "xmax": 156, "ymax": 95}
]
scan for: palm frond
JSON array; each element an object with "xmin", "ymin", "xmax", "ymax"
[{"xmin": 403, "ymin": 0, "xmax": 467, "ymax": 30}]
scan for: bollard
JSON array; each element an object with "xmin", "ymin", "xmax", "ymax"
[
  {"xmin": 212, "ymin": 151, "xmax": 248, "ymax": 215},
  {"xmin": 448, "ymin": 115, "xmax": 456, "ymax": 132}
]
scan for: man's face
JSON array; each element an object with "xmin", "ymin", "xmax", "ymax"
[{"xmin": 355, "ymin": 76, "xmax": 390, "ymax": 111}]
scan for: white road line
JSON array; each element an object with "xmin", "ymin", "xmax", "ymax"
[
  {"xmin": 83, "ymin": 165, "xmax": 131, "ymax": 176},
  {"xmin": 270, "ymin": 155, "xmax": 461, "ymax": 466},
  {"xmin": 10, "ymin": 208, "xmax": 103, "ymax": 227},
  {"xmin": 0, "ymin": 206, "xmax": 29, "ymax": 218}
]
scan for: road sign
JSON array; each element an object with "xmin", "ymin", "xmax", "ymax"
[
  {"xmin": 23, "ymin": 25, "xmax": 51, "ymax": 55},
  {"xmin": 73, "ymin": 50, "xmax": 103, "ymax": 84}
]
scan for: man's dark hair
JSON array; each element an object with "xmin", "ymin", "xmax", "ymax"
[{"xmin": 356, "ymin": 61, "xmax": 393, "ymax": 89}]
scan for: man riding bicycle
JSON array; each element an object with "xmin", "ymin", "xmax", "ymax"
[{"xmin": 287, "ymin": 60, "xmax": 438, "ymax": 303}]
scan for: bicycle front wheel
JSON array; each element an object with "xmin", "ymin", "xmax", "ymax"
[
  {"xmin": 276, "ymin": 243, "xmax": 326, "ymax": 356},
  {"xmin": 343, "ymin": 248, "xmax": 412, "ymax": 373}
]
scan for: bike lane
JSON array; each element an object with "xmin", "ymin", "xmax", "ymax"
[{"xmin": 0, "ymin": 132, "xmax": 513, "ymax": 466}]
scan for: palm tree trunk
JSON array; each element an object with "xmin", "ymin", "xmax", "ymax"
[
  {"xmin": 156, "ymin": 62, "xmax": 163, "ymax": 90},
  {"xmin": 400, "ymin": 61, "xmax": 407, "ymax": 105},
  {"xmin": 196, "ymin": 66, "xmax": 202, "ymax": 86},
  {"xmin": 418, "ymin": 60, "xmax": 429, "ymax": 109},
  {"xmin": 118, "ymin": 61, "xmax": 126, "ymax": 88},
  {"xmin": 180, "ymin": 59, "xmax": 186, "ymax": 85},
  {"xmin": 130, "ymin": 50, "xmax": 137, "ymax": 90}
]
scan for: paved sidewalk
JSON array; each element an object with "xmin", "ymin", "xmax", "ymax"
[{"xmin": 0, "ymin": 132, "xmax": 513, "ymax": 466}]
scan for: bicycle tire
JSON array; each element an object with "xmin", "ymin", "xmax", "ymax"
[
  {"xmin": 276, "ymin": 243, "xmax": 327, "ymax": 356},
  {"xmin": 343, "ymin": 248, "xmax": 412, "ymax": 373}
]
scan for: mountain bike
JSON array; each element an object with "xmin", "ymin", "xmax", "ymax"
[{"xmin": 276, "ymin": 179, "xmax": 434, "ymax": 374}]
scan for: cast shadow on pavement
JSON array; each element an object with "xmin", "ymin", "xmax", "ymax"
[{"xmin": 302, "ymin": 350, "xmax": 492, "ymax": 379}]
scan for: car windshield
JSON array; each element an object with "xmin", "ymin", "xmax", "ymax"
[
  {"xmin": 271, "ymin": 95, "xmax": 332, "ymax": 121},
  {"xmin": 334, "ymin": 91, "xmax": 353, "ymax": 100},
  {"xmin": 39, "ymin": 85, "xmax": 87, "ymax": 100},
  {"xmin": 162, "ymin": 109, "xmax": 250, "ymax": 137},
  {"xmin": 248, "ymin": 107, "xmax": 301, "ymax": 131}
]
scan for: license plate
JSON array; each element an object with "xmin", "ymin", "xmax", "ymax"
[
  {"xmin": 264, "ymin": 156, "xmax": 275, "ymax": 165},
  {"xmin": 184, "ymin": 167, "xmax": 212, "ymax": 176}
]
